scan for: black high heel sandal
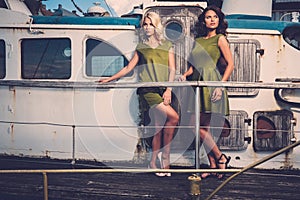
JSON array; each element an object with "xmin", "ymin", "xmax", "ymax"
[{"xmin": 216, "ymin": 153, "xmax": 231, "ymax": 179}]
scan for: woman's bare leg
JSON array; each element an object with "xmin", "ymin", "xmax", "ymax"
[
  {"xmin": 149, "ymin": 128, "xmax": 162, "ymax": 169},
  {"xmin": 200, "ymin": 128, "xmax": 230, "ymax": 179},
  {"xmin": 155, "ymin": 102, "xmax": 179, "ymax": 169},
  {"xmin": 200, "ymin": 128, "xmax": 222, "ymax": 162}
]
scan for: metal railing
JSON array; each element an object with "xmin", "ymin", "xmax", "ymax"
[
  {"xmin": 1, "ymin": 80, "xmax": 300, "ymax": 199},
  {"xmin": 1, "ymin": 79, "xmax": 300, "ymax": 89},
  {"xmin": 0, "ymin": 141, "xmax": 299, "ymax": 200}
]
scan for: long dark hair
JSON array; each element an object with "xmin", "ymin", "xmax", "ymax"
[{"xmin": 197, "ymin": 5, "xmax": 228, "ymax": 37}]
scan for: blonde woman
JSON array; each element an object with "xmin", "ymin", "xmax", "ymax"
[{"xmin": 99, "ymin": 12, "xmax": 179, "ymax": 177}]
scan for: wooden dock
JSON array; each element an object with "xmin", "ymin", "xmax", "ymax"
[{"xmin": 0, "ymin": 155, "xmax": 300, "ymax": 200}]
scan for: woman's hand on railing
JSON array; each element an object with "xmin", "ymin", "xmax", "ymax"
[
  {"xmin": 97, "ymin": 78, "xmax": 110, "ymax": 83},
  {"xmin": 178, "ymin": 75, "xmax": 187, "ymax": 81}
]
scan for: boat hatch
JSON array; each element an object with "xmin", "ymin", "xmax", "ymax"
[
  {"xmin": 0, "ymin": 40, "xmax": 5, "ymax": 79},
  {"xmin": 227, "ymin": 39, "xmax": 261, "ymax": 96},
  {"xmin": 216, "ymin": 110, "xmax": 250, "ymax": 151},
  {"xmin": 253, "ymin": 110, "xmax": 294, "ymax": 151}
]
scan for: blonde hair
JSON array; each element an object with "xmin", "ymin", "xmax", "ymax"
[{"xmin": 140, "ymin": 11, "xmax": 165, "ymax": 44}]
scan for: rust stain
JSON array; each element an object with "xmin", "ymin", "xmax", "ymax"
[{"xmin": 9, "ymin": 123, "xmax": 14, "ymax": 142}]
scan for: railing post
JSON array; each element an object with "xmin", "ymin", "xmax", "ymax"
[
  {"xmin": 195, "ymin": 86, "xmax": 200, "ymax": 170},
  {"xmin": 42, "ymin": 172, "xmax": 48, "ymax": 200},
  {"xmin": 71, "ymin": 125, "xmax": 76, "ymax": 165}
]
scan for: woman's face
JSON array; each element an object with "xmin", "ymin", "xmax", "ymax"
[
  {"xmin": 143, "ymin": 17, "xmax": 155, "ymax": 37},
  {"xmin": 204, "ymin": 10, "xmax": 219, "ymax": 29}
]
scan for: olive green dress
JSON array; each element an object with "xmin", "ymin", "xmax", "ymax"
[
  {"xmin": 188, "ymin": 34, "xmax": 229, "ymax": 116},
  {"xmin": 136, "ymin": 40, "xmax": 172, "ymax": 107}
]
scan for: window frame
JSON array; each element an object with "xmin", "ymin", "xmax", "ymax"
[
  {"xmin": 21, "ymin": 37, "xmax": 72, "ymax": 80},
  {"xmin": 85, "ymin": 38, "xmax": 131, "ymax": 78},
  {"xmin": 0, "ymin": 39, "xmax": 5, "ymax": 79}
]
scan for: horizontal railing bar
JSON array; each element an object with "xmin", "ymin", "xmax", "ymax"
[
  {"xmin": 0, "ymin": 168, "xmax": 241, "ymax": 174},
  {"xmin": 0, "ymin": 120, "xmax": 298, "ymax": 134},
  {"xmin": 1, "ymin": 80, "xmax": 300, "ymax": 89},
  {"xmin": 0, "ymin": 120, "xmax": 191, "ymax": 128},
  {"xmin": 0, "ymin": 120, "xmax": 297, "ymax": 132}
]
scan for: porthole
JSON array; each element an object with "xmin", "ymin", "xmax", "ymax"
[{"xmin": 164, "ymin": 20, "xmax": 184, "ymax": 41}]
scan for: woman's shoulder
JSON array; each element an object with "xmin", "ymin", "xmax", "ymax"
[
  {"xmin": 136, "ymin": 42, "xmax": 148, "ymax": 52},
  {"xmin": 161, "ymin": 40, "xmax": 172, "ymax": 48},
  {"xmin": 194, "ymin": 37, "xmax": 203, "ymax": 41},
  {"xmin": 217, "ymin": 34, "xmax": 229, "ymax": 45},
  {"xmin": 217, "ymin": 33, "xmax": 226, "ymax": 39}
]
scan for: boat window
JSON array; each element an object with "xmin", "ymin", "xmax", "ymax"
[
  {"xmin": 0, "ymin": 0, "xmax": 8, "ymax": 9},
  {"xmin": 253, "ymin": 110, "xmax": 294, "ymax": 151},
  {"xmin": 283, "ymin": 26, "xmax": 300, "ymax": 50},
  {"xmin": 21, "ymin": 38, "xmax": 71, "ymax": 79},
  {"xmin": 0, "ymin": 40, "xmax": 5, "ymax": 79},
  {"xmin": 165, "ymin": 20, "xmax": 184, "ymax": 41},
  {"xmin": 85, "ymin": 39, "xmax": 130, "ymax": 77}
]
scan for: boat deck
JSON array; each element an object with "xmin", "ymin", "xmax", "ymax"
[{"xmin": 0, "ymin": 156, "xmax": 300, "ymax": 200}]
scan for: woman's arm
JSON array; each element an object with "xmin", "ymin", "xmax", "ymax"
[
  {"xmin": 218, "ymin": 35, "xmax": 234, "ymax": 81},
  {"xmin": 179, "ymin": 66, "xmax": 193, "ymax": 81},
  {"xmin": 99, "ymin": 51, "xmax": 139, "ymax": 83},
  {"xmin": 163, "ymin": 47, "xmax": 176, "ymax": 105},
  {"xmin": 212, "ymin": 35, "xmax": 235, "ymax": 102},
  {"xmin": 167, "ymin": 47, "xmax": 176, "ymax": 88}
]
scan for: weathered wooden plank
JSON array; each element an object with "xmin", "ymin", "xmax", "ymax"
[{"xmin": 0, "ymin": 156, "xmax": 300, "ymax": 200}]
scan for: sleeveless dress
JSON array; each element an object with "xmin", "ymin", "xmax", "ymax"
[
  {"xmin": 188, "ymin": 34, "xmax": 229, "ymax": 116},
  {"xmin": 136, "ymin": 40, "xmax": 172, "ymax": 107}
]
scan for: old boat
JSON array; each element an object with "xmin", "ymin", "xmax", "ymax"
[{"xmin": 0, "ymin": 0, "xmax": 300, "ymax": 170}]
